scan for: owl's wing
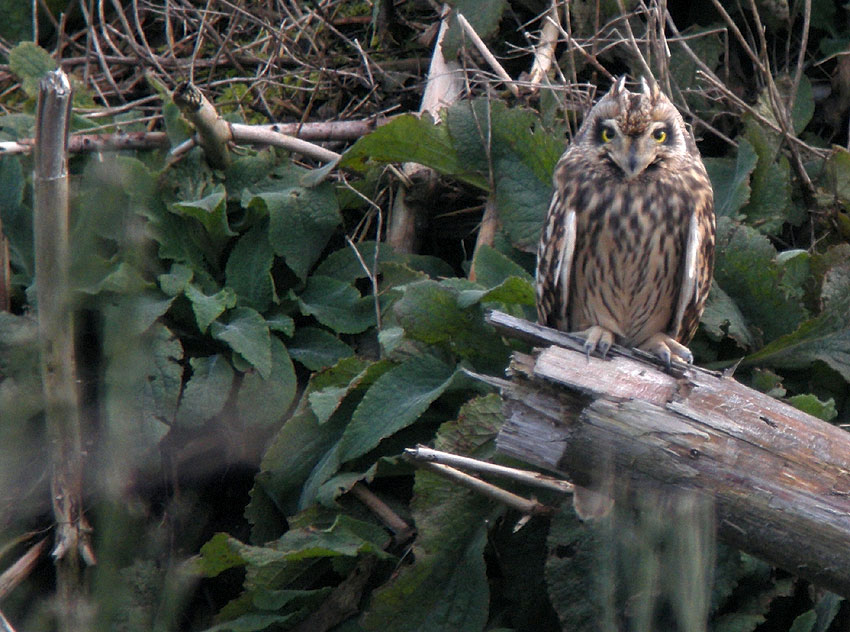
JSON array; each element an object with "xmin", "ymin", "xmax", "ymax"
[
  {"xmin": 670, "ymin": 190, "xmax": 715, "ymax": 342},
  {"xmin": 535, "ymin": 185, "xmax": 577, "ymax": 329}
]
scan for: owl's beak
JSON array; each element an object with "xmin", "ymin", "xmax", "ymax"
[{"xmin": 615, "ymin": 138, "xmax": 653, "ymax": 180}]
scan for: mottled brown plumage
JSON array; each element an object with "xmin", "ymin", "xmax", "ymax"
[{"xmin": 536, "ymin": 77, "xmax": 715, "ymax": 366}]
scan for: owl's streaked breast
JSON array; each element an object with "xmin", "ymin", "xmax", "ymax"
[{"xmin": 555, "ymin": 154, "xmax": 693, "ymax": 347}]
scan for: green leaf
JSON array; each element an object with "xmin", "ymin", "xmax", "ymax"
[
  {"xmin": 713, "ymin": 218, "xmax": 808, "ymax": 344},
  {"xmin": 785, "ymin": 394, "xmax": 838, "ymax": 422},
  {"xmin": 158, "ymin": 263, "xmax": 194, "ymax": 296},
  {"xmin": 788, "ymin": 610, "xmax": 817, "ymax": 632},
  {"xmin": 337, "ymin": 355, "xmax": 456, "ymax": 464},
  {"xmin": 742, "ymin": 257, "xmax": 850, "ymax": 379},
  {"xmin": 790, "ymin": 75, "xmax": 815, "ymax": 135},
  {"xmin": 339, "ymin": 114, "xmax": 481, "ymax": 187},
  {"xmin": 250, "ymin": 358, "xmax": 372, "ymax": 517},
  {"xmin": 170, "ymin": 187, "xmax": 236, "ymax": 248},
  {"xmin": 394, "ymin": 279, "xmax": 510, "ymax": 370},
  {"xmin": 704, "ymin": 138, "xmax": 758, "ymax": 219},
  {"xmin": 7, "ymin": 42, "xmax": 58, "ymax": 98},
  {"xmin": 700, "ymin": 283, "xmax": 756, "ymax": 349},
  {"xmin": 103, "ymin": 322, "xmax": 182, "ymax": 457},
  {"xmin": 236, "ymin": 337, "xmax": 297, "ymax": 428},
  {"xmin": 226, "ymin": 223, "xmax": 276, "ymax": 312},
  {"xmin": 740, "ymin": 116, "xmax": 795, "ymax": 234},
  {"xmin": 287, "ymin": 326, "xmax": 354, "ymax": 371},
  {"xmin": 174, "ymin": 355, "xmax": 235, "ymax": 428},
  {"xmin": 0, "ymin": 156, "xmax": 32, "ymax": 280},
  {"xmin": 248, "ymin": 177, "xmax": 341, "ymax": 281},
  {"xmin": 298, "ymin": 275, "xmax": 376, "ymax": 334},
  {"xmin": 308, "ymin": 359, "xmax": 392, "ymax": 425},
  {"xmin": 445, "ymin": 101, "xmax": 562, "ymax": 250},
  {"xmin": 203, "ymin": 613, "xmax": 296, "ymax": 632},
  {"xmin": 186, "ymin": 284, "xmax": 237, "ymax": 333},
  {"xmin": 361, "ymin": 396, "xmax": 502, "ymax": 632},
  {"xmin": 469, "ymin": 244, "xmax": 533, "ymax": 288},
  {"xmin": 199, "ymin": 514, "xmax": 390, "ymax": 577},
  {"xmin": 211, "ymin": 307, "xmax": 272, "ymax": 378},
  {"xmin": 441, "ymin": 0, "xmax": 508, "ymax": 60}
]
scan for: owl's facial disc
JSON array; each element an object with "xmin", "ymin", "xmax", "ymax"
[{"xmin": 597, "ymin": 119, "xmax": 670, "ymax": 180}]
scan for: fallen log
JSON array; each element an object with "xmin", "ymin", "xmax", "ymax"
[{"xmin": 486, "ymin": 310, "xmax": 850, "ymax": 597}]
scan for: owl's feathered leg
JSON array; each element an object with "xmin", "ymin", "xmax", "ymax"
[
  {"xmin": 578, "ymin": 325, "xmax": 615, "ymax": 360},
  {"xmin": 640, "ymin": 332, "xmax": 693, "ymax": 367}
]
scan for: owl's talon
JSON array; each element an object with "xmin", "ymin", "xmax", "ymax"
[
  {"xmin": 640, "ymin": 333, "xmax": 693, "ymax": 366},
  {"xmin": 578, "ymin": 326, "xmax": 615, "ymax": 360}
]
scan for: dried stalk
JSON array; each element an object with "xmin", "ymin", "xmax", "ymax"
[
  {"xmin": 172, "ymin": 81, "xmax": 233, "ymax": 168},
  {"xmin": 34, "ymin": 69, "xmax": 95, "ymax": 632}
]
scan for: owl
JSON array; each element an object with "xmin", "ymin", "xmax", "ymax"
[{"xmin": 536, "ymin": 77, "xmax": 715, "ymax": 367}]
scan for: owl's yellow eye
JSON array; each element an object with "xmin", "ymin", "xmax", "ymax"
[
  {"xmin": 653, "ymin": 128, "xmax": 668, "ymax": 143},
  {"xmin": 600, "ymin": 126, "xmax": 615, "ymax": 143}
]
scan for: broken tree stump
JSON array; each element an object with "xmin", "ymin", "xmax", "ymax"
[{"xmin": 485, "ymin": 310, "xmax": 850, "ymax": 597}]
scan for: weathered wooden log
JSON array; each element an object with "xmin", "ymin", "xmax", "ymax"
[{"xmin": 486, "ymin": 310, "xmax": 850, "ymax": 597}]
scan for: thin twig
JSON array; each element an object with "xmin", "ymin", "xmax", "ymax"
[
  {"xmin": 405, "ymin": 446, "xmax": 574, "ymax": 494},
  {"xmin": 456, "ymin": 12, "xmax": 519, "ymax": 97}
]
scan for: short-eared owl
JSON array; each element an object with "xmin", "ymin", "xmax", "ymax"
[{"xmin": 536, "ymin": 77, "xmax": 715, "ymax": 366}]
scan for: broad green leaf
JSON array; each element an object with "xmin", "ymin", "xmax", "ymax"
[
  {"xmin": 103, "ymin": 322, "xmax": 182, "ymax": 458},
  {"xmin": 309, "ymin": 359, "xmax": 392, "ymax": 425},
  {"xmin": 287, "ymin": 326, "xmax": 354, "ymax": 371},
  {"xmin": 700, "ymin": 283, "xmax": 756, "ymax": 349},
  {"xmin": 236, "ymin": 337, "xmax": 297, "ymax": 428},
  {"xmin": 297, "ymin": 275, "xmax": 376, "ymax": 334},
  {"xmin": 704, "ymin": 138, "xmax": 758, "ymax": 219},
  {"xmin": 394, "ymin": 279, "xmax": 510, "ymax": 370},
  {"xmin": 441, "ymin": 0, "xmax": 508, "ymax": 60},
  {"xmin": 211, "ymin": 307, "xmax": 272, "ymax": 378},
  {"xmin": 0, "ymin": 313, "xmax": 42, "ymax": 424},
  {"xmin": 226, "ymin": 223, "xmax": 276, "ymax": 312},
  {"xmin": 469, "ymin": 243, "xmax": 533, "ymax": 288},
  {"xmin": 336, "ymin": 354, "xmax": 457, "ymax": 464},
  {"xmin": 314, "ymin": 241, "xmax": 453, "ymax": 282},
  {"xmin": 740, "ymin": 116, "xmax": 797, "ymax": 234},
  {"xmin": 186, "ymin": 284, "xmax": 237, "ymax": 333},
  {"xmin": 785, "ymin": 394, "xmax": 837, "ymax": 422},
  {"xmin": 170, "ymin": 187, "xmax": 236, "ymax": 248},
  {"xmin": 159, "ymin": 263, "xmax": 193, "ymax": 296},
  {"xmin": 361, "ymin": 395, "xmax": 502, "ymax": 632},
  {"xmin": 7, "ymin": 42, "xmax": 58, "ymax": 98},
  {"xmin": 203, "ymin": 613, "xmax": 296, "ymax": 632},
  {"xmin": 0, "ymin": 156, "xmax": 32, "ymax": 280},
  {"xmin": 713, "ymin": 218, "xmax": 808, "ymax": 344},
  {"xmin": 789, "ymin": 610, "xmax": 817, "ymax": 632},
  {"xmin": 339, "ymin": 114, "xmax": 482, "ymax": 187},
  {"xmin": 790, "ymin": 75, "xmax": 815, "ymax": 135},
  {"xmin": 822, "ymin": 148, "xmax": 850, "ymax": 204},
  {"xmin": 248, "ymin": 177, "xmax": 341, "ymax": 280},
  {"xmin": 265, "ymin": 313, "xmax": 295, "ymax": 336},
  {"xmin": 199, "ymin": 514, "xmax": 390, "ymax": 577},
  {"xmin": 445, "ymin": 101, "xmax": 562, "ymax": 250},
  {"xmin": 250, "ymin": 357, "xmax": 372, "ymax": 517},
  {"xmin": 174, "ymin": 355, "xmax": 235, "ymax": 428},
  {"xmin": 742, "ymin": 258, "xmax": 850, "ymax": 379},
  {"xmin": 457, "ymin": 276, "xmax": 535, "ymax": 309}
]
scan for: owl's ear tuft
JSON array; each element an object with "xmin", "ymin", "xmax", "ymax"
[
  {"xmin": 610, "ymin": 75, "xmax": 627, "ymax": 97},
  {"xmin": 641, "ymin": 76, "xmax": 660, "ymax": 102}
]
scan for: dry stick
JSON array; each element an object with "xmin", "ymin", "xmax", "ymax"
[
  {"xmin": 34, "ymin": 69, "xmax": 95, "ymax": 632},
  {"xmin": 414, "ymin": 461, "xmax": 554, "ymax": 516},
  {"xmin": 455, "ymin": 12, "xmax": 519, "ymax": 97},
  {"xmin": 387, "ymin": 5, "xmax": 463, "ymax": 253},
  {"xmin": 350, "ymin": 483, "xmax": 414, "ymax": 543},
  {"xmin": 0, "ymin": 118, "xmax": 390, "ymax": 157},
  {"xmin": 172, "ymin": 82, "xmax": 233, "ymax": 169},
  {"xmin": 405, "ymin": 445, "xmax": 574, "ymax": 495},
  {"xmin": 0, "ymin": 538, "xmax": 48, "ymax": 600},
  {"xmin": 0, "ymin": 609, "xmax": 17, "ymax": 632},
  {"xmin": 526, "ymin": 1, "xmax": 561, "ymax": 87}
]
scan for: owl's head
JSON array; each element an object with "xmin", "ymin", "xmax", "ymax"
[{"xmin": 577, "ymin": 76, "xmax": 695, "ymax": 180}]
